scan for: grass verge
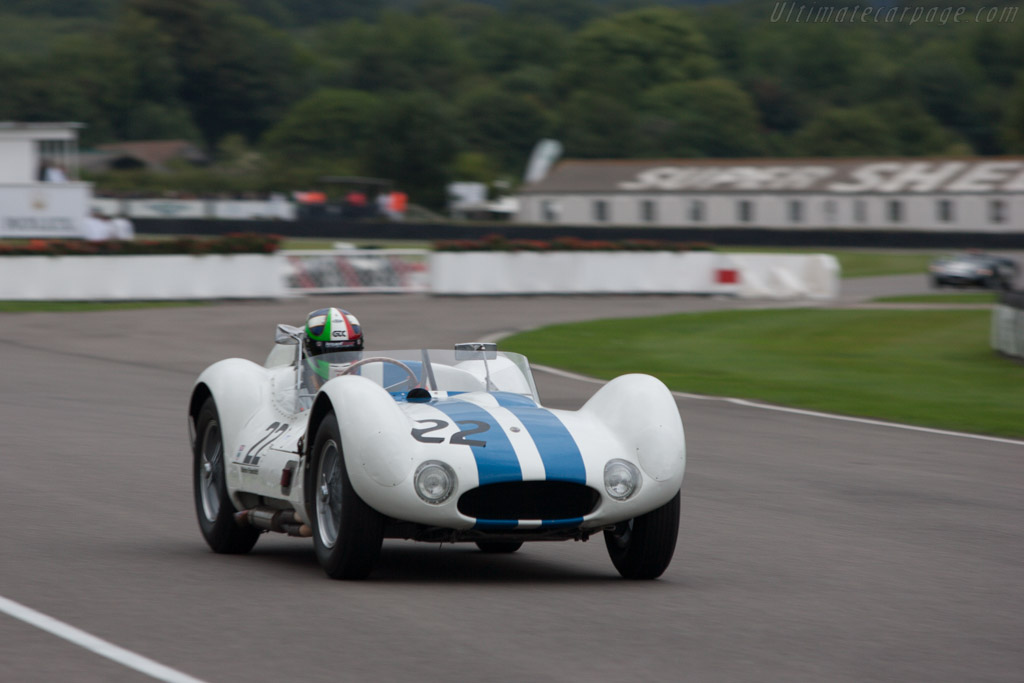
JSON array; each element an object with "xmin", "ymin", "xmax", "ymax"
[
  {"xmin": 873, "ymin": 293, "xmax": 998, "ymax": 304},
  {"xmin": 502, "ymin": 308, "xmax": 1024, "ymax": 438}
]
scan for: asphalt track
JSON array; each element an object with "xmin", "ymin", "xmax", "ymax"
[{"xmin": 2, "ymin": 277, "xmax": 1022, "ymax": 682}]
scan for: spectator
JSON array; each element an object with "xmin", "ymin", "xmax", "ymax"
[
  {"xmin": 82, "ymin": 209, "xmax": 112, "ymax": 242},
  {"xmin": 111, "ymin": 213, "xmax": 135, "ymax": 241},
  {"xmin": 39, "ymin": 159, "xmax": 68, "ymax": 182}
]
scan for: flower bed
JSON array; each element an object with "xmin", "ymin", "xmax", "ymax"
[
  {"xmin": 434, "ymin": 233, "xmax": 714, "ymax": 252},
  {"xmin": 0, "ymin": 232, "xmax": 281, "ymax": 256}
]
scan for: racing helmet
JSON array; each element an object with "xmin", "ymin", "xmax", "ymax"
[{"xmin": 304, "ymin": 307, "xmax": 364, "ymax": 357}]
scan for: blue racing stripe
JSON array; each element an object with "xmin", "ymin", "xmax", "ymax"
[
  {"xmin": 504, "ymin": 406, "xmax": 587, "ymax": 484},
  {"xmin": 433, "ymin": 400, "xmax": 522, "ymax": 486},
  {"xmin": 491, "ymin": 391, "xmax": 538, "ymax": 407},
  {"xmin": 473, "ymin": 519, "xmax": 519, "ymax": 530},
  {"xmin": 541, "ymin": 517, "xmax": 584, "ymax": 528}
]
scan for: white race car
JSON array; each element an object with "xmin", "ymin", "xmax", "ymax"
[{"xmin": 188, "ymin": 326, "xmax": 686, "ymax": 580}]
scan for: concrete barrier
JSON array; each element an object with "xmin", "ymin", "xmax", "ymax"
[
  {"xmin": 0, "ymin": 254, "xmax": 287, "ymax": 300},
  {"xmin": 430, "ymin": 251, "xmax": 839, "ymax": 299},
  {"xmin": 992, "ymin": 291, "xmax": 1024, "ymax": 360}
]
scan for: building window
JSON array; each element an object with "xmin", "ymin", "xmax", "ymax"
[
  {"xmin": 888, "ymin": 200, "xmax": 903, "ymax": 223},
  {"xmin": 824, "ymin": 200, "xmax": 837, "ymax": 223},
  {"xmin": 593, "ymin": 200, "xmax": 609, "ymax": 222},
  {"xmin": 541, "ymin": 200, "xmax": 559, "ymax": 222},
  {"xmin": 737, "ymin": 200, "xmax": 754, "ymax": 223},
  {"xmin": 936, "ymin": 199, "xmax": 954, "ymax": 223},
  {"xmin": 641, "ymin": 199, "xmax": 656, "ymax": 223},
  {"xmin": 853, "ymin": 199, "xmax": 867, "ymax": 223},
  {"xmin": 789, "ymin": 200, "xmax": 803, "ymax": 223},
  {"xmin": 990, "ymin": 200, "xmax": 1006, "ymax": 224},
  {"xmin": 690, "ymin": 200, "xmax": 705, "ymax": 222}
]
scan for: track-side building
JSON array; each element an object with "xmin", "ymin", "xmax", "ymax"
[{"xmin": 516, "ymin": 158, "xmax": 1024, "ymax": 233}]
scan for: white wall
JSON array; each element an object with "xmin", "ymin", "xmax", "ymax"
[
  {"xmin": 431, "ymin": 251, "xmax": 839, "ymax": 299},
  {"xmin": 0, "ymin": 254, "xmax": 287, "ymax": 300}
]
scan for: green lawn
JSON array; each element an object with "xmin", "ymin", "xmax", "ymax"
[
  {"xmin": 502, "ymin": 308, "xmax": 1024, "ymax": 438},
  {"xmin": 874, "ymin": 293, "xmax": 998, "ymax": 304}
]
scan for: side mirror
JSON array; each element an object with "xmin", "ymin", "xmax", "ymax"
[
  {"xmin": 275, "ymin": 324, "xmax": 303, "ymax": 345},
  {"xmin": 454, "ymin": 342, "xmax": 497, "ymax": 360}
]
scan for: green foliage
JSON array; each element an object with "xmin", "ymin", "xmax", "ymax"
[
  {"xmin": 261, "ymin": 88, "xmax": 380, "ymax": 163},
  {"xmin": 563, "ymin": 8, "xmax": 717, "ymax": 101},
  {"xmin": 794, "ymin": 107, "xmax": 899, "ymax": 157},
  {"xmin": 6, "ymin": 0, "xmax": 1023, "ymax": 205},
  {"xmin": 637, "ymin": 78, "xmax": 765, "ymax": 157},
  {"xmin": 361, "ymin": 91, "xmax": 458, "ymax": 208},
  {"xmin": 456, "ymin": 86, "xmax": 550, "ymax": 170}
]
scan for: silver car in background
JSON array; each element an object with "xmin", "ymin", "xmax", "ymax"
[{"xmin": 929, "ymin": 253, "xmax": 1018, "ymax": 290}]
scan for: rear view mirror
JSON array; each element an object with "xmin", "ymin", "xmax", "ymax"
[
  {"xmin": 454, "ymin": 342, "xmax": 497, "ymax": 360},
  {"xmin": 275, "ymin": 324, "xmax": 303, "ymax": 345}
]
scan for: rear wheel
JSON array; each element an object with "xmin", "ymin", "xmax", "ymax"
[
  {"xmin": 475, "ymin": 541, "xmax": 523, "ymax": 554},
  {"xmin": 193, "ymin": 398, "xmax": 260, "ymax": 554},
  {"xmin": 604, "ymin": 492, "xmax": 680, "ymax": 580},
  {"xmin": 307, "ymin": 414, "xmax": 384, "ymax": 579}
]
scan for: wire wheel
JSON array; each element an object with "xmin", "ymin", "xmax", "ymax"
[
  {"xmin": 315, "ymin": 439, "xmax": 344, "ymax": 549},
  {"xmin": 199, "ymin": 419, "xmax": 223, "ymax": 522}
]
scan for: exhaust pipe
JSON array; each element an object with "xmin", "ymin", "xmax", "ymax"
[{"xmin": 235, "ymin": 507, "xmax": 311, "ymax": 537}]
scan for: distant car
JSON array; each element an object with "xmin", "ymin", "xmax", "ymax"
[
  {"xmin": 189, "ymin": 331, "xmax": 686, "ymax": 580},
  {"xmin": 929, "ymin": 253, "xmax": 1018, "ymax": 290}
]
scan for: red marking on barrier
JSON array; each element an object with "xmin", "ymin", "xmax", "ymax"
[
  {"xmin": 716, "ymin": 269, "xmax": 739, "ymax": 284},
  {"xmin": 288, "ymin": 255, "xmax": 317, "ymax": 289}
]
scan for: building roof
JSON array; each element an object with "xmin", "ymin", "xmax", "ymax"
[
  {"xmin": 94, "ymin": 140, "xmax": 207, "ymax": 171},
  {"xmin": 520, "ymin": 158, "xmax": 1024, "ymax": 195}
]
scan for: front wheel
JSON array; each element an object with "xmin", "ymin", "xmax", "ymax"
[
  {"xmin": 193, "ymin": 397, "xmax": 260, "ymax": 554},
  {"xmin": 604, "ymin": 491, "xmax": 680, "ymax": 580},
  {"xmin": 307, "ymin": 413, "xmax": 384, "ymax": 579}
]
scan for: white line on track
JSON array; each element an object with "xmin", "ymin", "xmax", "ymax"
[
  {"xmin": 0, "ymin": 595, "xmax": 208, "ymax": 683},
  {"xmin": 533, "ymin": 364, "xmax": 1024, "ymax": 448}
]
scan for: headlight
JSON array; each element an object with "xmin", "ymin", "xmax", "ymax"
[
  {"xmin": 604, "ymin": 459, "xmax": 641, "ymax": 501},
  {"xmin": 414, "ymin": 461, "xmax": 456, "ymax": 504}
]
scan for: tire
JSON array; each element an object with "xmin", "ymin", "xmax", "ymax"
[
  {"xmin": 475, "ymin": 541, "xmax": 523, "ymax": 554},
  {"xmin": 193, "ymin": 397, "xmax": 260, "ymax": 554},
  {"xmin": 307, "ymin": 414, "xmax": 383, "ymax": 579},
  {"xmin": 604, "ymin": 491, "xmax": 681, "ymax": 580}
]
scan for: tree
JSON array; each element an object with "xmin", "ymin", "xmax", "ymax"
[
  {"xmin": 456, "ymin": 86, "xmax": 550, "ymax": 172},
  {"xmin": 128, "ymin": 0, "xmax": 307, "ymax": 146},
  {"xmin": 361, "ymin": 92, "xmax": 458, "ymax": 209},
  {"xmin": 561, "ymin": 8, "xmax": 717, "ymax": 102},
  {"xmin": 465, "ymin": 14, "xmax": 567, "ymax": 74},
  {"xmin": 1000, "ymin": 74, "xmax": 1024, "ymax": 153},
  {"xmin": 345, "ymin": 12, "xmax": 474, "ymax": 96},
  {"xmin": 793, "ymin": 107, "xmax": 899, "ymax": 157},
  {"xmin": 871, "ymin": 99, "xmax": 965, "ymax": 156},
  {"xmin": 261, "ymin": 89, "xmax": 380, "ymax": 163},
  {"xmin": 636, "ymin": 79, "xmax": 765, "ymax": 157},
  {"xmin": 555, "ymin": 91, "xmax": 637, "ymax": 158}
]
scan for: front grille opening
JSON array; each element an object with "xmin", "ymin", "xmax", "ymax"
[{"xmin": 458, "ymin": 481, "xmax": 600, "ymax": 520}]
